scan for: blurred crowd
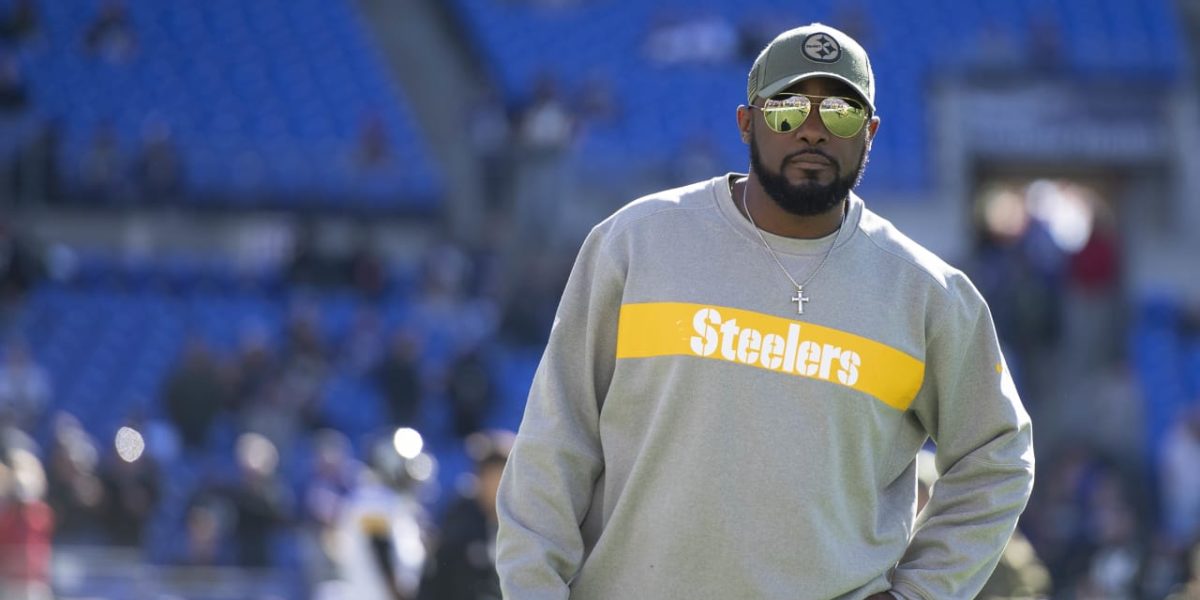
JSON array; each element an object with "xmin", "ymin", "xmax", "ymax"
[
  {"xmin": 967, "ymin": 181, "xmax": 1200, "ymax": 598},
  {"xmin": 0, "ymin": 219, "xmax": 579, "ymax": 599}
]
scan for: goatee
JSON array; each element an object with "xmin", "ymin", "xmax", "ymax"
[{"xmin": 749, "ymin": 132, "xmax": 868, "ymax": 217}]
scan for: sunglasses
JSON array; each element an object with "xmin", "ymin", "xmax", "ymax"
[{"xmin": 750, "ymin": 93, "xmax": 870, "ymax": 138}]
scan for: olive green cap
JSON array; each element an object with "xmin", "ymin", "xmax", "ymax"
[{"xmin": 747, "ymin": 23, "xmax": 875, "ymax": 111}]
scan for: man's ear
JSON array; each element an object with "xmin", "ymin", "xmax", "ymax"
[
  {"xmin": 737, "ymin": 106, "xmax": 752, "ymax": 144},
  {"xmin": 865, "ymin": 115, "xmax": 881, "ymax": 144}
]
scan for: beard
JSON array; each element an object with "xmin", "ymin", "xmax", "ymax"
[{"xmin": 749, "ymin": 131, "xmax": 869, "ymax": 217}]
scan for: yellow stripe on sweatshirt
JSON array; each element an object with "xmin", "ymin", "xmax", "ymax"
[{"xmin": 616, "ymin": 302, "xmax": 925, "ymax": 411}]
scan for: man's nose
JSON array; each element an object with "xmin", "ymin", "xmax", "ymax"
[{"xmin": 794, "ymin": 106, "xmax": 829, "ymax": 145}]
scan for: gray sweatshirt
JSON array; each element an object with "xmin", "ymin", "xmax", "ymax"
[{"xmin": 496, "ymin": 175, "xmax": 1035, "ymax": 600}]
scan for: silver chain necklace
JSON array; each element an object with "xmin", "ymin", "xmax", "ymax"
[{"xmin": 739, "ymin": 180, "xmax": 843, "ymax": 315}]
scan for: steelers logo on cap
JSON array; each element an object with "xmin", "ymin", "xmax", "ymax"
[{"xmin": 803, "ymin": 32, "xmax": 841, "ymax": 63}]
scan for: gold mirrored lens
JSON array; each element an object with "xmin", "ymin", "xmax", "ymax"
[
  {"xmin": 761, "ymin": 95, "xmax": 810, "ymax": 133},
  {"xmin": 818, "ymin": 97, "xmax": 867, "ymax": 138}
]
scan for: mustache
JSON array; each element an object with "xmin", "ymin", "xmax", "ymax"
[{"xmin": 782, "ymin": 149, "xmax": 839, "ymax": 171}]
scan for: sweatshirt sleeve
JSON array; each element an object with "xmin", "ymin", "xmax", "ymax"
[
  {"xmin": 495, "ymin": 225, "xmax": 625, "ymax": 600},
  {"xmin": 890, "ymin": 275, "xmax": 1036, "ymax": 600}
]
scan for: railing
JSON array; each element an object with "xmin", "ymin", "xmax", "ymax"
[{"xmin": 42, "ymin": 546, "xmax": 304, "ymax": 600}]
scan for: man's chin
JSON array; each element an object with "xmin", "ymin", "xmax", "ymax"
[{"xmin": 783, "ymin": 171, "xmax": 835, "ymax": 189}]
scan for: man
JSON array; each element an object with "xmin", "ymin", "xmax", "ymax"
[{"xmin": 496, "ymin": 23, "xmax": 1034, "ymax": 600}]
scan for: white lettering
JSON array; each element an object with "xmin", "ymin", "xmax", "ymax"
[
  {"xmin": 736, "ymin": 328, "xmax": 762, "ymax": 364},
  {"xmin": 796, "ymin": 340, "xmax": 821, "ymax": 376},
  {"xmin": 690, "ymin": 308, "xmax": 720, "ymax": 356},
  {"xmin": 760, "ymin": 334, "xmax": 785, "ymax": 369},
  {"xmin": 819, "ymin": 343, "xmax": 842, "ymax": 379},
  {"xmin": 719, "ymin": 319, "xmax": 741, "ymax": 361},
  {"xmin": 837, "ymin": 350, "xmax": 861, "ymax": 386},
  {"xmin": 686, "ymin": 308, "xmax": 863, "ymax": 389},
  {"xmin": 783, "ymin": 323, "xmax": 801, "ymax": 374}
]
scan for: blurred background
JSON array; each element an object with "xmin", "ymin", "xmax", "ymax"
[{"xmin": 0, "ymin": 0, "xmax": 1199, "ymax": 598}]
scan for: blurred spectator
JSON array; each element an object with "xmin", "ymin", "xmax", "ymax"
[
  {"xmin": 0, "ymin": 53, "xmax": 27, "ymax": 113},
  {"xmin": 969, "ymin": 184, "xmax": 1066, "ymax": 448},
  {"xmin": 1028, "ymin": 10, "xmax": 1064, "ymax": 75},
  {"xmin": 0, "ymin": 221, "xmax": 42, "ymax": 313},
  {"xmin": 498, "ymin": 252, "xmax": 567, "ymax": 346},
  {"xmin": 1166, "ymin": 545, "xmax": 1200, "ymax": 599},
  {"xmin": 342, "ymin": 308, "xmax": 386, "ymax": 376},
  {"xmin": 300, "ymin": 430, "xmax": 360, "ymax": 586},
  {"xmin": 238, "ymin": 307, "xmax": 328, "ymax": 451},
  {"xmin": 84, "ymin": 0, "xmax": 137, "ymax": 64},
  {"xmin": 229, "ymin": 324, "xmax": 278, "ymax": 414},
  {"xmin": 516, "ymin": 76, "xmax": 575, "ymax": 157},
  {"xmin": 79, "ymin": 120, "xmax": 129, "ymax": 204},
  {"xmin": 329, "ymin": 436, "xmax": 431, "ymax": 600},
  {"xmin": 201, "ymin": 432, "xmax": 295, "ymax": 568},
  {"xmin": 1161, "ymin": 403, "xmax": 1200, "ymax": 546},
  {"xmin": 0, "ymin": 339, "xmax": 50, "ymax": 432},
  {"xmin": 1141, "ymin": 536, "xmax": 1189, "ymax": 600},
  {"xmin": 287, "ymin": 221, "xmax": 334, "ymax": 288},
  {"xmin": 1064, "ymin": 200, "xmax": 1125, "ymax": 374},
  {"xmin": 373, "ymin": 330, "xmax": 423, "ymax": 427},
  {"xmin": 178, "ymin": 498, "xmax": 233, "ymax": 567},
  {"xmin": 14, "ymin": 119, "xmax": 62, "ymax": 205},
  {"xmin": 281, "ymin": 304, "xmax": 330, "ymax": 379},
  {"xmin": 43, "ymin": 413, "xmax": 105, "ymax": 542},
  {"xmin": 419, "ymin": 430, "xmax": 513, "ymax": 600},
  {"xmin": 1076, "ymin": 469, "xmax": 1145, "ymax": 598},
  {"xmin": 445, "ymin": 343, "xmax": 495, "ymax": 438},
  {"xmin": 355, "ymin": 111, "xmax": 392, "ymax": 170},
  {"xmin": 513, "ymin": 75, "xmax": 576, "ymax": 242},
  {"xmin": 97, "ymin": 422, "xmax": 160, "ymax": 547},
  {"xmin": 0, "ymin": 445, "xmax": 53, "ymax": 600},
  {"xmin": 468, "ymin": 87, "xmax": 515, "ymax": 214},
  {"xmin": 133, "ymin": 116, "xmax": 183, "ymax": 204},
  {"xmin": 162, "ymin": 338, "xmax": 229, "ymax": 452},
  {"xmin": 0, "ymin": 0, "xmax": 38, "ymax": 43},
  {"xmin": 1024, "ymin": 445, "xmax": 1094, "ymax": 589},
  {"xmin": 347, "ymin": 238, "xmax": 387, "ymax": 299},
  {"xmin": 410, "ymin": 241, "xmax": 497, "ymax": 356}
]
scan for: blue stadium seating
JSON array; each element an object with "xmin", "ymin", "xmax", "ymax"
[
  {"xmin": 16, "ymin": 0, "xmax": 441, "ymax": 209},
  {"xmin": 449, "ymin": 0, "xmax": 1184, "ymax": 194}
]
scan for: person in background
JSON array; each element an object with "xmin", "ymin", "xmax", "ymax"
[
  {"xmin": 83, "ymin": 0, "xmax": 137, "ymax": 64},
  {"xmin": 420, "ymin": 430, "xmax": 514, "ymax": 600},
  {"xmin": 0, "ymin": 338, "xmax": 50, "ymax": 433},
  {"xmin": 328, "ymin": 435, "xmax": 431, "ymax": 600},
  {"xmin": 162, "ymin": 338, "xmax": 228, "ymax": 452},
  {"xmin": 0, "ymin": 445, "xmax": 53, "ymax": 600}
]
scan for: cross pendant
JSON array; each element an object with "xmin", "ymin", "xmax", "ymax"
[{"xmin": 791, "ymin": 286, "xmax": 810, "ymax": 315}]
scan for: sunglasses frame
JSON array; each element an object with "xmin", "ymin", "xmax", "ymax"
[{"xmin": 748, "ymin": 93, "xmax": 871, "ymax": 139}]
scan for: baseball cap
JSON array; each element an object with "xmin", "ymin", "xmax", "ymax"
[{"xmin": 747, "ymin": 23, "xmax": 875, "ymax": 112}]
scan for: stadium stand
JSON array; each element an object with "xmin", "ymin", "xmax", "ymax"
[{"xmin": 13, "ymin": 0, "xmax": 441, "ymax": 209}]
